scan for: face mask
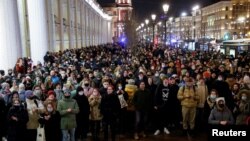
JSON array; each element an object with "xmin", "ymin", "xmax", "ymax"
[
  {"xmin": 210, "ymin": 95, "xmax": 216, "ymax": 100},
  {"xmin": 103, "ymin": 84, "xmax": 108, "ymax": 88},
  {"xmin": 64, "ymin": 95, "xmax": 70, "ymax": 99},
  {"xmin": 84, "ymin": 83, "xmax": 89, "ymax": 87},
  {"xmin": 14, "ymin": 104, "xmax": 20, "ymax": 108},
  {"xmin": 34, "ymin": 90, "xmax": 42, "ymax": 95},
  {"xmin": 79, "ymin": 91, "xmax": 84, "ymax": 95},
  {"xmin": 155, "ymin": 73, "xmax": 159, "ymax": 77},
  {"xmin": 47, "ymin": 108, "xmax": 53, "ymax": 112},
  {"xmin": 139, "ymin": 76, "xmax": 143, "ymax": 80},
  {"xmin": 118, "ymin": 86, "xmax": 122, "ymax": 90},
  {"xmin": 218, "ymin": 104, "xmax": 224, "ymax": 108},
  {"xmin": 242, "ymin": 96, "xmax": 247, "ymax": 101}
]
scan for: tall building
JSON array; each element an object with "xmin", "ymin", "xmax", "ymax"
[
  {"xmin": 231, "ymin": 0, "xmax": 250, "ymax": 38},
  {"xmin": 201, "ymin": 1, "xmax": 233, "ymax": 40},
  {"xmin": 99, "ymin": 0, "xmax": 133, "ymax": 40}
]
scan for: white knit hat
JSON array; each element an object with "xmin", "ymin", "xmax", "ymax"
[{"xmin": 215, "ymin": 97, "xmax": 225, "ymax": 103}]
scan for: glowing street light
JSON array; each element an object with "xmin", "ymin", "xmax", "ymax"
[{"xmin": 151, "ymin": 14, "xmax": 157, "ymax": 45}]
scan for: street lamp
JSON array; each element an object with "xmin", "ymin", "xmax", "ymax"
[
  {"xmin": 163, "ymin": 4, "xmax": 169, "ymax": 45},
  {"xmin": 192, "ymin": 5, "xmax": 199, "ymax": 41},
  {"xmin": 151, "ymin": 14, "xmax": 156, "ymax": 45}
]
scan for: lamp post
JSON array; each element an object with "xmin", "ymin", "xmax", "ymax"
[
  {"xmin": 145, "ymin": 19, "xmax": 149, "ymax": 42},
  {"xmin": 163, "ymin": 4, "xmax": 169, "ymax": 45},
  {"xmin": 151, "ymin": 14, "xmax": 156, "ymax": 45},
  {"xmin": 192, "ymin": 5, "xmax": 199, "ymax": 41}
]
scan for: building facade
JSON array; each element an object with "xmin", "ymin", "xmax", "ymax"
[
  {"xmin": 0, "ymin": 0, "xmax": 112, "ymax": 72},
  {"xmin": 100, "ymin": 0, "xmax": 133, "ymax": 40},
  {"xmin": 201, "ymin": 1, "xmax": 232, "ymax": 40},
  {"xmin": 167, "ymin": 0, "xmax": 249, "ymax": 42}
]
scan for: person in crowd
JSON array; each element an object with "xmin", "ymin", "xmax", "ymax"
[
  {"xmin": 74, "ymin": 86, "xmax": 90, "ymax": 140},
  {"xmin": 241, "ymin": 75, "xmax": 250, "ymax": 90},
  {"xmin": 99, "ymin": 80, "xmax": 110, "ymax": 96},
  {"xmin": 208, "ymin": 97, "xmax": 234, "ymax": 126},
  {"xmin": 57, "ymin": 89, "xmax": 79, "ymax": 141},
  {"xmin": 7, "ymin": 99, "xmax": 29, "ymax": 141},
  {"xmin": 177, "ymin": 77, "xmax": 199, "ymax": 136},
  {"xmin": 40, "ymin": 102, "xmax": 61, "ymax": 141},
  {"xmin": 54, "ymin": 83, "xmax": 64, "ymax": 100},
  {"xmin": 132, "ymin": 81, "xmax": 151, "ymax": 140},
  {"xmin": 212, "ymin": 74, "xmax": 235, "ymax": 111},
  {"xmin": 125, "ymin": 79, "xmax": 137, "ymax": 111},
  {"xmin": 0, "ymin": 93, "xmax": 7, "ymax": 141},
  {"xmin": 44, "ymin": 90, "xmax": 57, "ymax": 108},
  {"xmin": 154, "ymin": 77, "xmax": 174, "ymax": 135},
  {"xmin": 6, "ymin": 91, "xmax": 20, "ymax": 111},
  {"xmin": 147, "ymin": 76, "xmax": 157, "ymax": 130},
  {"xmin": 82, "ymin": 79, "xmax": 94, "ymax": 97},
  {"xmin": 116, "ymin": 83, "xmax": 129, "ymax": 135},
  {"xmin": 168, "ymin": 76, "xmax": 181, "ymax": 129},
  {"xmin": 234, "ymin": 90, "xmax": 250, "ymax": 125},
  {"xmin": 100, "ymin": 85, "xmax": 120, "ymax": 141},
  {"xmin": 195, "ymin": 78, "xmax": 208, "ymax": 132},
  {"xmin": 25, "ymin": 90, "xmax": 45, "ymax": 141},
  {"xmin": 1, "ymin": 82, "xmax": 11, "ymax": 105},
  {"xmin": 204, "ymin": 89, "xmax": 219, "ymax": 124},
  {"xmin": 18, "ymin": 83, "xmax": 26, "ymax": 102},
  {"xmin": 89, "ymin": 88, "xmax": 102, "ymax": 141},
  {"xmin": 33, "ymin": 85, "xmax": 46, "ymax": 101}
]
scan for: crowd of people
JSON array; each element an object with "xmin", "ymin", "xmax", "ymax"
[{"xmin": 0, "ymin": 43, "xmax": 250, "ymax": 141}]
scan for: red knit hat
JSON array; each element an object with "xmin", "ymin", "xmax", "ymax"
[{"xmin": 47, "ymin": 90, "xmax": 55, "ymax": 96}]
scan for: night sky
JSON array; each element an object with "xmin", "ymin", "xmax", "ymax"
[{"xmin": 97, "ymin": 0, "xmax": 226, "ymax": 21}]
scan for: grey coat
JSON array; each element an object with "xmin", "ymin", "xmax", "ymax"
[{"xmin": 208, "ymin": 106, "xmax": 234, "ymax": 125}]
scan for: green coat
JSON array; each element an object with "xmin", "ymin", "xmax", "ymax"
[{"xmin": 57, "ymin": 98, "xmax": 79, "ymax": 129}]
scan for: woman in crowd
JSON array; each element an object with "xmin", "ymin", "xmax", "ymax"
[
  {"xmin": 208, "ymin": 97, "xmax": 234, "ymax": 126},
  {"xmin": 40, "ymin": 102, "xmax": 61, "ymax": 141},
  {"xmin": 89, "ymin": 88, "xmax": 102, "ymax": 141},
  {"xmin": 7, "ymin": 100, "xmax": 28, "ymax": 141},
  {"xmin": 74, "ymin": 86, "xmax": 90, "ymax": 140}
]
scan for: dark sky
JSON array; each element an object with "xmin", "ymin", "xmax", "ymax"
[{"xmin": 98, "ymin": 0, "xmax": 225, "ymax": 21}]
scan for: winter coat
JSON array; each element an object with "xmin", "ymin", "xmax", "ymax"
[
  {"xmin": 100, "ymin": 93, "xmax": 120, "ymax": 121},
  {"xmin": 208, "ymin": 106, "xmax": 234, "ymax": 125},
  {"xmin": 124, "ymin": 84, "xmax": 137, "ymax": 111},
  {"xmin": 196, "ymin": 84, "xmax": 208, "ymax": 108},
  {"xmin": 89, "ymin": 94, "xmax": 102, "ymax": 120},
  {"xmin": 235, "ymin": 90, "xmax": 250, "ymax": 125},
  {"xmin": 204, "ymin": 97, "xmax": 216, "ymax": 121},
  {"xmin": 39, "ymin": 111, "xmax": 61, "ymax": 141},
  {"xmin": 74, "ymin": 94, "xmax": 90, "ymax": 123},
  {"xmin": 57, "ymin": 98, "xmax": 79, "ymax": 129},
  {"xmin": 7, "ymin": 105, "xmax": 28, "ymax": 141},
  {"xmin": 26, "ymin": 98, "xmax": 45, "ymax": 129},
  {"xmin": 132, "ymin": 89, "xmax": 151, "ymax": 112},
  {"xmin": 177, "ymin": 86, "xmax": 199, "ymax": 108}
]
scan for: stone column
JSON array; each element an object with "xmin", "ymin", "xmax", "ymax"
[
  {"xmin": 26, "ymin": 0, "xmax": 49, "ymax": 65},
  {"xmin": 0, "ymin": 0, "xmax": 22, "ymax": 72}
]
